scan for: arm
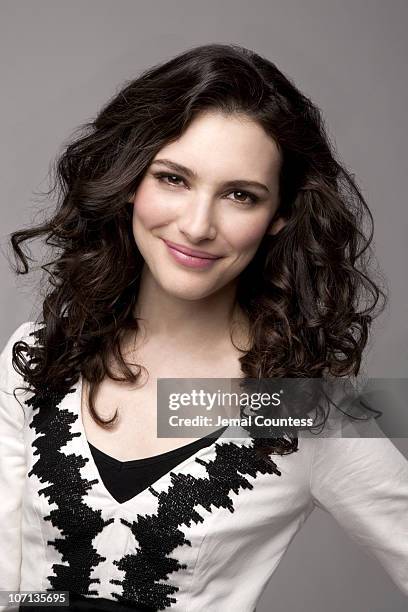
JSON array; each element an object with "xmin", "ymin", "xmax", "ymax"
[
  {"xmin": 310, "ymin": 415, "xmax": 408, "ymax": 596},
  {"xmin": 0, "ymin": 322, "xmax": 33, "ymax": 596}
]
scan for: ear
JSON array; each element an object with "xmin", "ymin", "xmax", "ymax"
[{"xmin": 266, "ymin": 215, "xmax": 287, "ymax": 236}]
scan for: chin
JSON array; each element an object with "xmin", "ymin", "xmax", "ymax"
[
  {"xmin": 158, "ymin": 278, "xmax": 219, "ymax": 301},
  {"xmin": 165, "ymin": 286, "xmax": 215, "ymax": 301}
]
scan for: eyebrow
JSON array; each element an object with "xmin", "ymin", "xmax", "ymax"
[{"xmin": 151, "ymin": 158, "xmax": 270, "ymax": 194}]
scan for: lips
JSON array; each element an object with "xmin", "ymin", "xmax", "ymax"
[{"xmin": 162, "ymin": 239, "xmax": 221, "ymax": 259}]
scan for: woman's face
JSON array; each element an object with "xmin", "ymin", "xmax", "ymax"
[{"xmin": 131, "ymin": 111, "xmax": 284, "ymax": 301}]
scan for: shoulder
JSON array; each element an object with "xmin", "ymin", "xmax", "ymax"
[
  {"xmin": 1, "ymin": 320, "xmax": 38, "ymax": 347},
  {"xmin": 0, "ymin": 320, "xmax": 40, "ymax": 392}
]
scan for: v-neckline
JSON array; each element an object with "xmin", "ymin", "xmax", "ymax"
[
  {"xmin": 71, "ymin": 374, "xmax": 249, "ymax": 511},
  {"xmin": 87, "ymin": 426, "xmax": 228, "ymax": 469}
]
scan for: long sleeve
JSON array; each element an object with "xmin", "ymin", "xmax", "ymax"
[
  {"xmin": 310, "ymin": 414, "xmax": 408, "ymax": 596},
  {"xmin": 0, "ymin": 322, "xmax": 33, "ymax": 595}
]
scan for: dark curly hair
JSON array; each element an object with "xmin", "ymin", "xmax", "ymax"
[{"xmin": 7, "ymin": 43, "xmax": 387, "ymax": 459}]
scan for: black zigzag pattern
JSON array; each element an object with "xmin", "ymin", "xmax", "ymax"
[
  {"xmin": 27, "ymin": 385, "xmax": 113, "ymax": 595},
  {"xmin": 111, "ymin": 440, "xmax": 282, "ymax": 610}
]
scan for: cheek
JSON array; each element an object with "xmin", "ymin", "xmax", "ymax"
[
  {"xmin": 132, "ymin": 181, "xmax": 172, "ymax": 230},
  {"xmin": 227, "ymin": 214, "xmax": 271, "ymax": 254}
]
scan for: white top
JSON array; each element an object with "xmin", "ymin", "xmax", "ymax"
[{"xmin": 0, "ymin": 321, "xmax": 407, "ymax": 611}]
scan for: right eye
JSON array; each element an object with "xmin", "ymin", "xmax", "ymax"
[{"xmin": 153, "ymin": 172, "xmax": 186, "ymax": 187}]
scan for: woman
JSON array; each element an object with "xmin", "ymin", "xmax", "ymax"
[{"xmin": 1, "ymin": 43, "xmax": 407, "ymax": 611}]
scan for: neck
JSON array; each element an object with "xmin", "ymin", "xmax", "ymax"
[{"xmin": 132, "ymin": 265, "xmax": 249, "ymax": 352}]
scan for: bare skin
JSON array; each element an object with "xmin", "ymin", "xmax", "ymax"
[
  {"xmin": 81, "ymin": 110, "xmax": 285, "ymax": 461},
  {"xmin": 81, "ymin": 307, "xmax": 250, "ymax": 460}
]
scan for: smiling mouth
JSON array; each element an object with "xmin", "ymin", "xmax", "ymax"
[
  {"xmin": 162, "ymin": 239, "xmax": 223, "ymax": 269},
  {"xmin": 162, "ymin": 239, "xmax": 221, "ymax": 259}
]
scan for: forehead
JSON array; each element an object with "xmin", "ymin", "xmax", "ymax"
[{"xmin": 153, "ymin": 111, "xmax": 282, "ymax": 181}]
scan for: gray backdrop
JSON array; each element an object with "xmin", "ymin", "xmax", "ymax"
[{"xmin": 1, "ymin": 1, "xmax": 407, "ymax": 610}]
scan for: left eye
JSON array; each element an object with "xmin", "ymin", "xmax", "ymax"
[
  {"xmin": 230, "ymin": 190, "xmax": 259, "ymax": 205},
  {"xmin": 154, "ymin": 172, "xmax": 259, "ymax": 206}
]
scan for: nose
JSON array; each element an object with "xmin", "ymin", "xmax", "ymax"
[{"xmin": 177, "ymin": 194, "xmax": 217, "ymax": 242}]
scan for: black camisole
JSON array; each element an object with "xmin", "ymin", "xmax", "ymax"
[{"xmin": 87, "ymin": 425, "xmax": 228, "ymax": 504}]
